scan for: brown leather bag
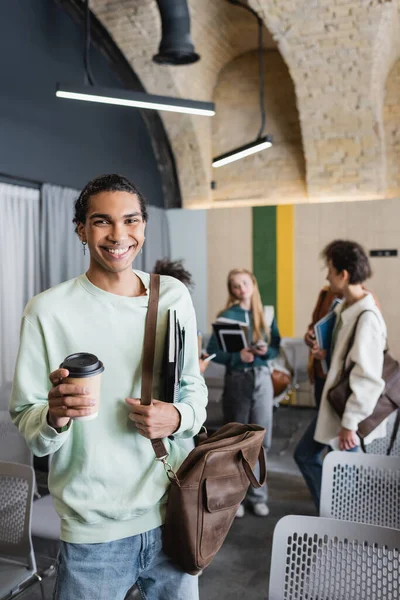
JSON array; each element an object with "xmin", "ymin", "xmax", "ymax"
[
  {"xmin": 271, "ymin": 369, "xmax": 291, "ymax": 397},
  {"xmin": 327, "ymin": 309, "xmax": 400, "ymax": 452},
  {"xmin": 142, "ymin": 274, "xmax": 267, "ymax": 574}
]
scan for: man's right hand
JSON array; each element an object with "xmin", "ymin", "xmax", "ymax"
[
  {"xmin": 240, "ymin": 348, "xmax": 255, "ymax": 364},
  {"xmin": 47, "ymin": 368, "xmax": 95, "ymax": 429}
]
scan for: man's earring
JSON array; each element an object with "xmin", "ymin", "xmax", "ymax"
[{"xmin": 82, "ymin": 241, "xmax": 87, "ymax": 256}]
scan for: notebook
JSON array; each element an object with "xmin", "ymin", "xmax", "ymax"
[
  {"xmin": 313, "ymin": 299, "xmax": 343, "ymax": 374},
  {"xmin": 162, "ymin": 310, "xmax": 185, "ymax": 403},
  {"xmin": 212, "ymin": 317, "xmax": 249, "ymax": 353}
]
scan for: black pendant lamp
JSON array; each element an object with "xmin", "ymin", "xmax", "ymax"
[
  {"xmin": 153, "ymin": 0, "xmax": 200, "ymax": 66},
  {"xmin": 212, "ymin": 0, "xmax": 273, "ymax": 167},
  {"xmin": 56, "ymin": 1, "xmax": 213, "ymax": 117}
]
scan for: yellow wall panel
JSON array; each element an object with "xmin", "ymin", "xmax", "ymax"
[{"xmin": 277, "ymin": 205, "xmax": 294, "ymax": 337}]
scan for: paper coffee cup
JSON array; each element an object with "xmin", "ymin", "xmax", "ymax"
[{"xmin": 60, "ymin": 353, "xmax": 104, "ymax": 422}]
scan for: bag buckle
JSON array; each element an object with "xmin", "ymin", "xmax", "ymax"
[{"xmin": 156, "ymin": 455, "xmax": 179, "ymax": 484}]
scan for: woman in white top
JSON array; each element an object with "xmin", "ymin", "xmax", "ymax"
[{"xmin": 295, "ymin": 240, "xmax": 386, "ymax": 509}]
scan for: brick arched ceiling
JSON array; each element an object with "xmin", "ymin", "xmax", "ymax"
[
  {"xmin": 91, "ymin": 0, "xmax": 276, "ymax": 207},
  {"xmin": 92, "ymin": 0, "xmax": 400, "ymax": 207},
  {"xmin": 212, "ymin": 49, "xmax": 306, "ymax": 206},
  {"xmin": 250, "ymin": 0, "xmax": 400, "ymax": 203}
]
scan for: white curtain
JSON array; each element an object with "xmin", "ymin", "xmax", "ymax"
[
  {"xmin": 0, "ymin": 183, "xmax": 41, "ymax": 387},
  {"xmin": 41, "ymin": 183, "xmax": 89, "ymax": 289}
]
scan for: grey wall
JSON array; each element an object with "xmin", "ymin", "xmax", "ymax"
[
  {"xmin": 166, "ymin": 209, "xmax": 208, "ymax": 334},
  {"xmin": 0, "ymin": 0, "xmax": 164, "ymax": 206}
]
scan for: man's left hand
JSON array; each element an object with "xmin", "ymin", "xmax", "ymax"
[
  {"xmin": 338, "ymin": 427, "xmax": 358, "ymax": 451},
  {"xmin": 125, "ymin": 398, "xmax": 181, "ymax": 439}
]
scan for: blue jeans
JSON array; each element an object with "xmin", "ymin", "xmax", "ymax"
[
  {"xmin": 52, "ymin": 526, "xmax": 199, "ymax": 600},
  {"xmin": 294, "ymin": 377, "xmax": 358, "ymax": 511}
]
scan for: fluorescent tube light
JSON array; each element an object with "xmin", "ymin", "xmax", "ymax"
[
  {"xmin": 56, "ymin": 84, "xmax": 215, "ymax": 117},
  {"xmin": 212, "ymin": 136, "xmax": 273, "ymax": 168}
]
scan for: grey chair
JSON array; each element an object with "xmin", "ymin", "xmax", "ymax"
[
  {"xmin": 320, "ymin": 450, "xmax": 400, "ymax": 529},
  {"xmin": 31, "ymin": 495, "xmax": 60, "ymax": 542},
  {"xmin": 0, "ymin": 410, "xmax": 61, "ymax": 542},
  {"xmin": 269, "ymin": 515, "xmax": 400, "ymax": 600},
  {"xmin": 0, "ymin": 461, "xmax": 44, "ymax": 600},
  {"xmin": 0, "ymin": 410, "xmax": 32, "ymax": 467}
]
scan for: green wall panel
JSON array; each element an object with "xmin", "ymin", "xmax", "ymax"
[{"xmin": 252, "ymin": 206, "xmax": 277, "ymax": 310}]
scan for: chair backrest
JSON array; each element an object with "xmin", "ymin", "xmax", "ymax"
[
  {"xmin": 320, "ymin": 450, "xmax": 400, "ymax": 529},
  {"xmin": 269, "ymin": 515, "xmax": 400, "ymax": 600},
  {"xmin": 365, "ymin": 410, "xmax": 400, "ymax": 456},
  {"xmin": 0, "ymin": 460, "xmax": 36, "ymax": 570},
  {"xmin": 280, "ymin": 338, "xmax": 309, "ymax": 385},
  {"xmin": 0, "ymin": 410, "xmax": 32, "ymax": 466}
]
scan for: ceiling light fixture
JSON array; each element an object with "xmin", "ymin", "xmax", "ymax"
[
  {"xmin": 212, "ymin": 135, "xmax": 273, "ymax": 168},
  {"xmin": 212, "ymin": 0, "xmax": 273, "ymax": 167},
  {"xmin": 56, "ymin": 85, "xmax": 215, "ymax": 116},
  {"xmin": 56, "ymin": 1, "xmax": 214, "ymax": 117}
]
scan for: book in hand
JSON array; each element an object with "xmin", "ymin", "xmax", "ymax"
[
  {"xmin": 162, "ymin": 310, "xmax": 185, "ymax": 403},
  {"xmin": 313, "ymin": 300, "xmax": 342, "ymax": 375},
  {"xmin": 212, "ymin": 317, "xmax": 249, "ymax": 353}
]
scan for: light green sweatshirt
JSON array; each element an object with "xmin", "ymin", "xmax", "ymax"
[{"xmin": 10, "ymin": 271, "xmax": 207, "ymax": 544}]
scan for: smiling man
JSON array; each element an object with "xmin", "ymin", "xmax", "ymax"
[{"xmin": 10, "ymin": 174, "xmax": 207, "ymax": 600}]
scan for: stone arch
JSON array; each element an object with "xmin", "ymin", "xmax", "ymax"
[
  {"xmin": 384, "ymin": 56, "xmax": 400, "ymax": 198},
  {"xmin": 370, "ymin": 2, "xmax": 400, "ymax": 197},
  {"xmin": 211, "ymin": 49, "xmax": 306, "ymax": 206},
  {"xmin": 92, "ymin": 0, "xmax": 281, "ymax": 208},
  {"xmin": 92, "ymin": 0, "xmax": 400, "ymax": 206},
  {"xmin": 250, "ymin": 0, "xmax": 400, "ymax": 202}
]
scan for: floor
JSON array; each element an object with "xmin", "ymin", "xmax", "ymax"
[{"xmin": 19, "ymin": 405, "xmax": 316, "ymax": 600}]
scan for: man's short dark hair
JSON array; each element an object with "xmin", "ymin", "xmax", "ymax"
[
  {"xmin": 73, "ymin": 174, "xmax": 148, "ymax": 233},
  {"xmin": 322, "ymin": 239, "xmax": 372, "ymax": 284},
  {"xmin": 153, "ymin": 258, "xmax": 194, "ymax": 290}
]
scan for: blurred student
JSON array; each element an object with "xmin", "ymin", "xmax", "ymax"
[
  {"xmin": 295, "ymin": 240, "xmax": 386, "ymax": 510},
  {"xmin": 207, "ymin": 268, "xmax": 281, "ymax": 517}
]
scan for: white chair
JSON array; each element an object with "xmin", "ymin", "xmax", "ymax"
[
  {"xmin": 280, "ymin": 338, "xmax": 309, "ymax": 388},
  {"xmin": 364, "ymin": 410, "xmax": 400, "ymax": 456},
  {"xmin": 0, "ymin": 461, "xmax": 44, "ymax": 600},
  {"xmin": 269, "ymin": 515, "xmax": 400, "ymax": 600},
  {"xmin": 320, "ymin": 450, "xmax": 400, "ymax": 529}
]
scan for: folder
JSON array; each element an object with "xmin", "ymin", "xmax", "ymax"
[
  {"xmin": 162, "ymin": 309, "xmax": 185, "ymax": 403},
  {"xmin": 212, "ymin": 317, "xmax": 249, "ymax": 353},
  {"xmin": 313, "ymin": 299, "xmax": 342, "ymax": 374}
]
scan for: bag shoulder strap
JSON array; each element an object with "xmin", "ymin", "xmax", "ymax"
[
  {"xmin": 339, "ymin": 309, "xmax": 376, "ymax": 375},
  {"xmin": 141, "ymin": 273, "xmax": 169, "ymax": 460},
  {"xmin": 387, "ymin": 409, "xmax": 400, "ymax": 456}
]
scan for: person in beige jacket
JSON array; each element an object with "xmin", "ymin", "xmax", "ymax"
[{"xmin": 295, "ymin": 240, "xmax": 386, "ymax": 509}]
